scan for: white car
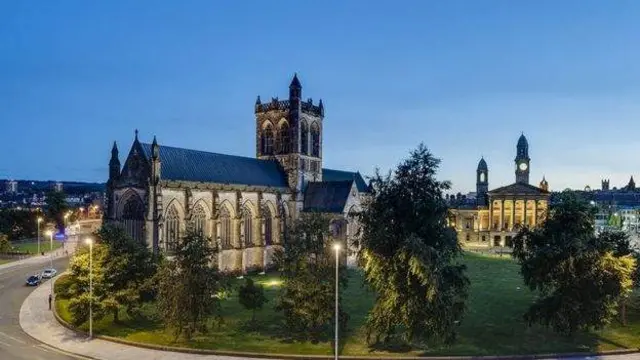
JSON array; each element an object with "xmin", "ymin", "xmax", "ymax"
[{"xmin": 41, "ymin": 268, "xmax": 57, "ymax": 279}]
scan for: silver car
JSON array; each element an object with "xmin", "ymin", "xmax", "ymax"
[{"xmin": 41, "ymin": 268, "xmax": 57, "ymax": 279}]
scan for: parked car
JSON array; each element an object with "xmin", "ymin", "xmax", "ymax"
[
  {"xmin": 26, "ymin": 274, "xmax": 41, "ymax": 286},
  {"xmin": 41, "ymin": 268, "xmax": 57, "ymax": 279}
]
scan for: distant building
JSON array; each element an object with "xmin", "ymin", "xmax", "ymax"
[
  {"xmin": 448, "ymin": 134, "xmax": 551, "ymax": 248},
  {"xmin": 53, "ymin": 182, "xmax": 63, "ymax": 192},
  {"xmin": 5, "ymin": 180, "xmax": 18, "ymax": 193}
]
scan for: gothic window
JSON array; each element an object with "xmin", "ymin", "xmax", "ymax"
[
  {"xmin": 165, "ymin": 205, "xmax": 180, "ymax": 253},
  {"xmin": 311, "ymin": 123, "xmax": 320, "ymax": 157},
  {"xmin": 242, "ymin": 207, "xmax": 253, "ymax": 246},
  {"xmin": 191, "ymin": 203, "xmax": 207, "ymax": 235},
  {"xmin": 300, "ymin": 121, "xmax": 309, "ymax": 155},
  {"xmin": 263, "ymin": 206, "xmax": 273, "ymax": 246},
  {"xmin": 122, "ymin": 195, "xmax": 145, "ymax": 244},
  {"xmin": 277, "ymin": 122, "xmax": 290, "ymax": 154},
  {"xmin": 261, "ymin": 124, "xmax": 274, "ymax": 155},
  {"xmin": 219, "ymin": 207, "xmax": 232, "ymax": 249}
]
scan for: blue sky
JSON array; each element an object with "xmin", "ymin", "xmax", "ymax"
[{"xmin": 1, "ymin": 0, "xmax": 640, "ymax": 193}]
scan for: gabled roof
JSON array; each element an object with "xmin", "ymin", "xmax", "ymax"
[
  {"xmin": 488, "ymin": 182, "xmax": 549, "ymax": 196},
  {"xmin": 303, "ymin": 180, "xmax": 354, "ymax": 213},
  {"xmin": 323, "ymin": 169, "xmax": 369, "ymax": 192},
  {"xmin": 139, "ymin": 143, "xmax": 289, "ymax": 188}
]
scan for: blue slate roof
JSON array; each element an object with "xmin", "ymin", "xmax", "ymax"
[
  {"xmin": 323, "ymin": 169, "xmax": 369, "ymax": 192},
  {"xmin": 139, "ymin": 143, "xmax": 289, "ymax": 188},
  {"xmin": 303, "ymin": 180, "xmax": 353, "ymax": 213}
]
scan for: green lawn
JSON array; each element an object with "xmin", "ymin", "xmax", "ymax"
[
  {"xmin": 55, "ymin": 252, "xmax": 640, "ymax": 357},
  {"xmin": 0, "ymin": 259, "xmax": 13, "ymax": 265},
  {"xmin": 12, "ymin": 241, "xmax": 62, "ymax": 254}
]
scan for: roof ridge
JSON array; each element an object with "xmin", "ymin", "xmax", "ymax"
[{"xmin": 140, "ymin": 142, "xmax": 276, "ymax": 163}]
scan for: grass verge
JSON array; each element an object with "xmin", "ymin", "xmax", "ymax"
[{"xmin": 55, "ymin": 252, "xmax": 640, "ymax": 357}]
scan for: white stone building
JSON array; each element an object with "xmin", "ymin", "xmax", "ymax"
[{"xmin": 104, "ymin": 75, "xmax": 369, "ymax": 273}]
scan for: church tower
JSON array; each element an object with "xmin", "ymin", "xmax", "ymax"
[
  {"xmin": 255, "ymin": 74, "xmax": 325, "ymax": 194},
  {"xmin": 515, "ymin": 133, "xmax": 530, "ymax": 184},
  {"xmin": 476, "ymin": 157, "xmax": 488, "ymax": 206},
  {"xmin": 106, "ymin": 141, "xmax": 120, "ymax": 221}
]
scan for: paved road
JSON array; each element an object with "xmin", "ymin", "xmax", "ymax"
[{"xmin": 0, "ymin": 255, "xmax": 79, "ymax": 360}]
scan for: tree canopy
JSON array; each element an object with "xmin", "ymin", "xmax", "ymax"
[
  {"xmin": 512, "ymin": 190, "xmax": 637, "ymax": 335},
  {"xmin": 156, "ymin": 230, "xmax": 228, "ymax": 340},
  {"xmin": 356, "ymin": 143, "xmax": 469, "ymax": 345},
  {"xmin": 45, "ymin": 190, "xmax": 68, "ymax": 233},
  {"xmin": 275, "ymin": 212, "xmax": 348, "ymax": 343}
]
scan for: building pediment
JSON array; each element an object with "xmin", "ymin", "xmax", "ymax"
[{"xmin": 488, "ymin": 183, "xmax": 549, "ymax": 196}]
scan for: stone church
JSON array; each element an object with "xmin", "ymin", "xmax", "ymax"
[
  {"xmin": 448, "ymin": 134, "xmax": 551, "ymax": 248},
  {"xmin": 104, "ymin": 74, "xmax": 369, "ymax": 272}
]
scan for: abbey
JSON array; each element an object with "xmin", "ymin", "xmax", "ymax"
[
  {"xmin": 104, "ymin": 74, "xmax": 368, "ymax": 272},
  {"xmin": 448, "ymin": 134, "xmax": 550, "ymax": 248}
]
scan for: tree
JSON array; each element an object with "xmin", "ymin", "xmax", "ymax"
[
  {"xmin": 275, "ymin": 212, "xmax": 348, "ymax": 342},
  {"xmin": 0, "ymin": 234, "xmax": 10, "ymax": 254},
  {"xmin": 45, "ymin": 190, "xmax": 68, "ymax": 233},
  {"xmin": 156, "ymin": 230, "xmax": 228, "ymax": 340},
  {"xmin": 63, "ymin": 242, "xmax": 110, "ymax": 326},
  {"xmin": 95, "ymin": 225, "xmax": 158, "ymax": 322},
  {"xmin": 512, "ymin": 190, "xmax": 637, "ymax": 335},
  {"xmin": 238, "ymin": 278, "xmax": 268, "ymax": 322},
  {"xmin": 356, "ymin": 143, "xmax": 469, "ymax": 345}
]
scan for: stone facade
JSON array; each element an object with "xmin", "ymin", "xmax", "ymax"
[
  {"xmin": 449, "ymin": 134, "xmax": 550, "ymax": 249},
  {"xmin": 105, "ymin": 75, "xmax": 367, "ymax": 273}
]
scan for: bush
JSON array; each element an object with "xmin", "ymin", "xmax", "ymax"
[{"xmin": 54, "ymin": 274, "xmax": 75, "ymax": 299}]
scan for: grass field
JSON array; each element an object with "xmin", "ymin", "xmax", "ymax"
[
  {"xmin": 55, "ymin": 252, "xmax": 640, "ymax": 357},
  {"xmin": 12, "ymin": 241, "xmax": 63, "ymax": 254}
]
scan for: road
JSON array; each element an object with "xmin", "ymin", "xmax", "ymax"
[{"xmin": 0, "ymin": 255, "xmax": 79, "ymax": 360}]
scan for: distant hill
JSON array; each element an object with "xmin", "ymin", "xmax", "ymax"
[{"xmin": 1, "ymin": 179, "xmax": 105, "ymax": 194}]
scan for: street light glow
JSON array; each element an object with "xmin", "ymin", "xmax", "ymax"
[
  {"xmin": 44, "ymin": 230, "xmax": 53, "ymax": 236},
  {"xmin": 37, "ymin": 217, "xmax": 42, "ymax": 223},
  {"xmin": 85, "ymin": 237, "xmax": 93, "ymax": 245},
  {"xmin": 333, "ymin": 243, "xmax": 341, "ymax": 251}
]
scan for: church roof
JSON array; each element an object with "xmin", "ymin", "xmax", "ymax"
[
  {"xmin": 322, "ymin": 169, "xmax": 369, "ymax": 192},
  {"xmin": 139, "ymin": 143, "xmax": 289, "ymax": 188},
  {"xmin": 303, "ymin": 180, "xmax": 353, "ymax": 213},
  {"xmin": 488, "ymin": 182, "xmax": 549, "ymax": 196}
]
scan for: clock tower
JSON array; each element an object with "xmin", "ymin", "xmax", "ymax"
[{"xmin": 515, "ymin": 133, "xmax": 530, "ymax": 184}]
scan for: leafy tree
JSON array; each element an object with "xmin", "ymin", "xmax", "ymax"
[
  {"xmin": 64, "ymin": 242, "xmax": 110, "ymax": 326},
  {"xmin": 0, "ymin": 209, "xmax": 38, "ymax": 241},
  {"xmin": 156, "ymin": 230, "xmax": 228, "ymax": 340},
  {"xmin": 45, "ymin": 190, "xmax": 68, "ymax": 233},
  {"xmin": 95, "ymin": 225, "xmax": 158, "ymax": 322},
  {"xmin": 238, "ymin": 278, "xmax": 268, "ymax": 322},
  {"xmin": 512, "ymin": 190, "xmax": 637, "ymax": 335},
  {"xmin": 275, "ymin": 212, "xmax": 349, "ymax": 343},
  {"xmin": 0, "ymin": 234, "xmax": 10, "ymax": 254},
  {"xmin": 356, "ymin": 143, "xmax": 469, "ymax": 345}
]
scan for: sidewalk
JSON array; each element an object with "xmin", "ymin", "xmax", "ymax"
[
  {"xmin": 0, "ymin": 247, "xmax": 70, "ymax": 272},
  {"xmin": 19, "ymin": 275, "xmax": 273, "ymax": 360}
]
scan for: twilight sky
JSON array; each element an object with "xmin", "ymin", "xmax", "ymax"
[{"xmin": 1, "ymin": 0, "xmax": 640, "ymax": 193}]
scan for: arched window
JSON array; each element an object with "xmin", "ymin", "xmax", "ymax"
[
  {"xmin": 219, "ymin": 207, "xmax": 232, "ymax": 249},
  {"xmin": 242, "ymin": 207, "xmax": 253, "ymax": 246},
  {"xmin": 311, "ymin": 123, "xmax": 320, "ymax": 157},
  {"xmin": 261, "ymin": 125, "xmax": 274, "ymax": 155},
  {"xmin": 191, "ymin": 203, "xmax": 207, "ymax": 235},
  {"xmin": 262, "ymin": 206, "xmax": 273, "ymax": 246},
  {"xmin": 277, "ymin": 122, "xmax": 290, "ymax": 154},
  {"xmin": 165, "ymin": 205, "xmax": 180, "ymax": 253},
  {"xmin": 122, "ymin": 195, "xmax": 145, "ymax": 244},
  {"xmin": 300, "ymin": 121, "xmax": 309, "ymax": 155}
]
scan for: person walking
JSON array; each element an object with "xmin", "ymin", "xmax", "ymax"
[{"xmin": 48, "ymin": 294, "xmax": 52, "ymax": 310}]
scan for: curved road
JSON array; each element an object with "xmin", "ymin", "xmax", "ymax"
[{"xmin": 0, "ymin": 256, "xmax": 78, "ymax": 360}]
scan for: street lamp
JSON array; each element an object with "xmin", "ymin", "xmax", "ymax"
[
  {"xmin": 85, "ymin": 237, "xmax": 93, "ymax": 339},
  {"xmin": 45, "ymin": 230, "xmax": 54, "ymax": 294},
  {"xmin": 332, "ymin": 243, "xmax": 341, "ymax": 360},
  {"xmin": 64, "ymin": 213, "xmax": 70, "ymax": 230},
  {"xmin": 36, "ymin": 217, "xmax": 43, "ymax": 255}
]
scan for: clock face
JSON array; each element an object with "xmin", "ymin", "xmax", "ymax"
[
  {"xmin": 480, "ymin": 172, "xmax": 485, "ymax": 182},
  {"xmin": 519, "ymin": 162, "xmax": 528, "ymax": 171}
]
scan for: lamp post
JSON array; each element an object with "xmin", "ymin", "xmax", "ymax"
[
  {"xmin": 45, "ymin": 230, "xmax": 54, "ymax": 294},
  {"xmin": 36, "ymin": 217, "xmax": 42, "ymax": 255},
  {"xmin": 85, "ymin": 237, "xmax": 93, "ymax": 339},
  {"xmin": 332, "ymin": 243, "xmax": 341, "ymax": 360}
]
